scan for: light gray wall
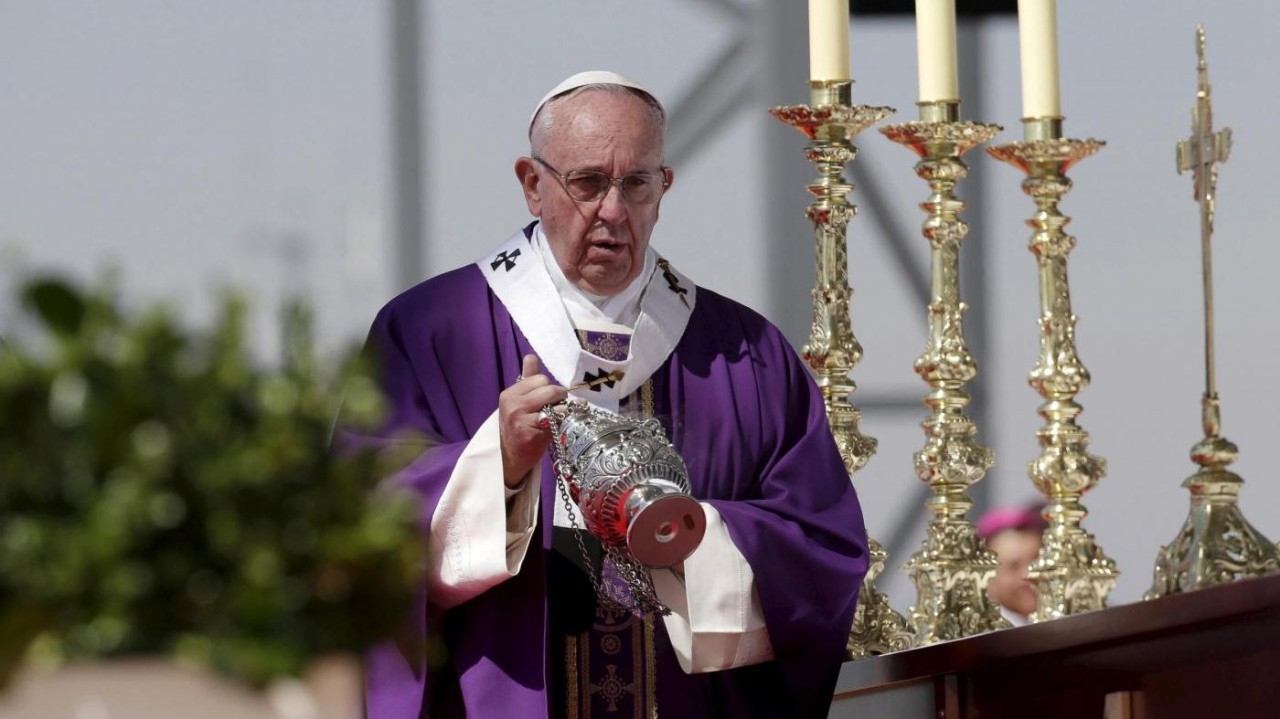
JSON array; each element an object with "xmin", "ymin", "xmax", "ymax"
[
  {"xmin": 1, "ymin": 1, "xmax": 1276, "ymax": 614},
  {"xmin": 0, "ymin": 2, "xmax": 392, "ymax": 358}
]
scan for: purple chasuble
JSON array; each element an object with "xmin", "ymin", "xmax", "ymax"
[{"xmin": 348, "ymin": 226, "xmax": 869, "ymax": 719}]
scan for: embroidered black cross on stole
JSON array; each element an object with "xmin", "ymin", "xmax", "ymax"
[{"xmin": 491, "ymin": 248, "xmax": 522, "ymax": 272}]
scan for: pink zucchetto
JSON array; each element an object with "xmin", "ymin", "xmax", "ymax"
[{"xmin": 975, "ymin": 505, "xmax": 1047, "ymax": 541}]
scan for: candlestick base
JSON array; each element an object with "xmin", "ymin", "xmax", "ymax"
[{"xmin": 846, "ymin": 538, "xmax": 914, "ymax": 658}]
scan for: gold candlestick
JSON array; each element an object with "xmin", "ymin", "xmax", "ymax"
[
  {"xmin": 1147, "ymin": 26, "xmax": 1280, "ymax": 599},
  {"xmin": 881, "ymin": 101, "xmax": 1010, "ymax": 643},
  {"xmin": 987, "ymin": 117, "xmax": 1117, "ymax": 621},
  {"xmin": 770, "ymin": 81, "xmax": 912, "ymax": 658}
]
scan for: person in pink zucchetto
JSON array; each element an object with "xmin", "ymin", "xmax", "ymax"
[{"xmin": 976, "ymin": 504, "xmax": 1047, "ymax": 627}]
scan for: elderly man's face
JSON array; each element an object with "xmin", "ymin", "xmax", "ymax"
[
  {"xmin": 516, "ymin": 90, "xmax": 672, "ymax": 297},
  {"xmin": 986, "ymin": 528, "xmax": 1041, "ymax": 618}
]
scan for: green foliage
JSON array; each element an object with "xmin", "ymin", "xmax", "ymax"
[{"xmin": 0, "ymin": 277, "xmax": 424, "ymax": 689}]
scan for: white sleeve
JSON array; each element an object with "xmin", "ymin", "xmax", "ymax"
[
  {"xmin": 427, "ymin": 411, "xmax": 541, "ymax": 609},
  {"xmin": 650, "ymin": 503, "xmax": 775, "ymax": 674}
]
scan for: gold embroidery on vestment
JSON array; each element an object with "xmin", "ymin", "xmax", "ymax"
[
  {"xmin": 562, "ymin": 378, "xmax": 661, "ymax": 718},
  {"xmin": 566, "ymin": 634, "xmax": 580, "ymax": 719},
  {"xmin": 644, "ymin": 614, "xmax": 658, "ymax": 719}
]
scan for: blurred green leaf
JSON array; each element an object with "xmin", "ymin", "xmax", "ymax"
[
  {"xmin": 0, "ymin": 274, "xmax": 426, "ymax": 690},
  {"xmin": 20, "ymin": 279, "xmax": 86, "ymax": 337}
]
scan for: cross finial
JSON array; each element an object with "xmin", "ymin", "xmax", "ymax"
[
  {"xmin": 1196, "ymin": 24, "xmax": 1207, "ymax": 72},
  {"xmin": 1176, "ymin": 25, "xmax": 1231, "ymax": 208}
]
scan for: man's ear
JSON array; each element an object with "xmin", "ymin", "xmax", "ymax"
[
  {"xmin": 515, "ymin": 157, "xmax": 542, "ymax": 217},
  {"xmin": 662, "ymin": 165, "xmax": 675, "ymax": 192}
]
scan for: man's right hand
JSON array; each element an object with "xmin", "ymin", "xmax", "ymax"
[{"xmin": 499, "ymin": 354, "xmax": 567, "ymax": 488}]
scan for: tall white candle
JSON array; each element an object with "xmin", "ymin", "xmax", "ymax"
[
  {"xmin": 1017, "ymin": 0, "xmax": 1062, "ymax": 117},
  {"xmin": 809, "ymin": 0, "xmax": 851, "ymax": 82},
  {"xmin": 916, "ymin": 0, "xmax": 959, "ymax": 102}
]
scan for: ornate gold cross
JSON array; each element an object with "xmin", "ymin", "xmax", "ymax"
[
  {"xmin": 1176, "ymin": 24, "xmax": 1232, "ymax": 425},
  {"xmin": 1176, "ymin": 25, "xmax": 1231, "ymax": 233}
]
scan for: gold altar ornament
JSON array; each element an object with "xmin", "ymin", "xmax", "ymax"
[
  {"xmin": 881, "ymin": 100, "xmax": 1010, "ymax": 644},
  {"xmin": 770, "ymin": 80, "xmax": 913, "ymax": 658},
  {"xmin": 1147, "ymin": 25, "xmax": 1280, "ymax": 599},
  {"xmin": 987, "ymin": 117, "xmax": 1117, "ymax": 622}
]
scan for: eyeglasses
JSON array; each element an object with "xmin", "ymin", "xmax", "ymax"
[{"xmin": 532, "ymin": 156, "xmax": 669, "ymax": 205}]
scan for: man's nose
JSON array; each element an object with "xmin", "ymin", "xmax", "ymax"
[{"xmin": 596, "ymin": 182, "xmax": 628, "ymax": 223}]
